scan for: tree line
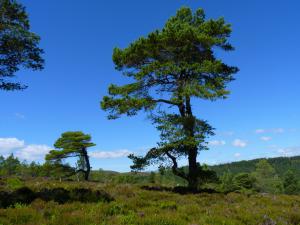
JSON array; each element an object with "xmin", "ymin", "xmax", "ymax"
[
  {"xmin": 1, "ymin": 153, "xmax": 300, "ymax": 195},
  {"xmin": 218, "ymin": 159, "xmax": 300, "ymax": 195},
  {"xmin": 210, "ymin": 156, "xmax": 300, "ymax": 179},
  {"xmin": 0, "ymin": 154, "xmax": 73, "ymax": 179}
]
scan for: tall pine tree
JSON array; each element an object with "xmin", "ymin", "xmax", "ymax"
[{"xmin": 101, "ymin": 7, "xmax": 238, "ymax": 189}]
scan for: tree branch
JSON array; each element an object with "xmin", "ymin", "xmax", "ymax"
[
  {"xmin": 47, "ymin": 154, "xmax": 82, "ymax": 160},
  {"xmin": 165, "ymin": 151, "xmax": 187, "ymax": 180},
  {"xmin": 152, "ymin": 98, "xmax": 180, "ymax": 106}
]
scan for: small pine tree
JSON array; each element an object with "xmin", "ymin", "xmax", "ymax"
[
  {"xmin": 283, "ymin": 170, "xmax": 299, "ymax": 195},
  {"xmin": 149, "ymin": 172, "xmax": 156, "ymax": 184},
  {"xmin": 3, "ymin": 154, "xmax": 21, "ymax": 176},
  {"xmin": 220, "ymin": 171, "xmax": 236, "ymax": 192},
  {"xmin": 0, "ymin": 155, "xmax": 5, "ymax": 175},
  {"xmin": 233, "ymin": 173, "xmax": 255, "ymax": 190},
  {"xmin": 45, "ymin": 131, "xmax": 95, "ymax": 181},
  {"xmin": 252, "ymin": 160, "xmax": 283, "ymax": 194},
  {"xmin": 29, "ymin": 161, "xmax": 41, "ymax": 177}
]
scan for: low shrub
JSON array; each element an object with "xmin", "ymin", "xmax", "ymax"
[
  {"xmin": 159, "ymin": 201, "xmax": 177, "ymax": 210},
  {"xmin": 5, "ymin": 177, "xmax": 24, "ymax": 190}
]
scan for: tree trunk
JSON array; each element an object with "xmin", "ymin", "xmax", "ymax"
[
  {"xmin": 188, "ymin": 147, "xmax": 198, "ymax": 190},
  {"xmin": 179, "ymin": 95, "xmax": 199, "ymax": 190},
  {"xmin": 82, "ymin": 148, "xmax": 90, "ymax": 181}
]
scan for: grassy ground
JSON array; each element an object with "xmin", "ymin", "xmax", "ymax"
[{"xmin": 0, "ymin": 179, "xmax": 300, "ymax": 225}]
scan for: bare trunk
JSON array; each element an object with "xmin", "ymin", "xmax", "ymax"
[
  {"xmin": 82, "ymin": 148, "xmax": 90, "ymax": 181},
  {"xmin": 188, "ymin": 147, "xmax": 198, "ymax": 190}
]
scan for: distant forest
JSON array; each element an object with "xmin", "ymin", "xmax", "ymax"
[
  {"xmin": 210, "ymin": 156, "xmax": 300, "ymax": 179},
  {"xmin": 1, "ymin": 154, "xmax": 299, "ymax": 193}
]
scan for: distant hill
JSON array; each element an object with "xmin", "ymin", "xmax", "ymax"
[
  {"xmin": 209, "ymin": 156, "xmax": 300, "ymax": 179},
  {"xmin": 90, "ymin": 156, "xmax": 300, "ymax": 183}
]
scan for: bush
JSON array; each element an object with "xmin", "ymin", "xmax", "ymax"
[
  {"xmin": 233, "ymin": 173, "xmax": 255, "ymax": 190},
  {"xmin": 69, "ymin": 188, "xmax": 113, "ymax": 203},
  {"xmin": 38, "ymin": 188, "xmax": 70, "ymax": 204},
  {"xmin": 5, "ymin": 177, "xmax": 24, "ymax": 190},
  {"xmin": 105, "ymin": 202, "xmax": 126, "ymax": 216},
  {"xmin": 0, "ymin": 187, "xmax": 35, "ymax": 208},
  {"xmin": 219, "ymin": 172, "xmax": 236, "ymax": 193}
]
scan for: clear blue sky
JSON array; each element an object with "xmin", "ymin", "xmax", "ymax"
[{"xmin": 0, "ymin": 0, "xmax": 299, "ymax": 171}]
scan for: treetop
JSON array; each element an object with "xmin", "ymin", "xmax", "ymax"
[
  {"xmin": 45, "ymin": 131, "xmax": 95, "ymax": 161},
  {"xmin": 101, "ymin": 6, "xmax": 238, "ymax": 119}
]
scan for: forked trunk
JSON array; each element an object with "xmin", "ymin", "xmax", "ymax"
[{"xmin": 181, "ymin": 96, "xmax": 199, "ymax": 190}]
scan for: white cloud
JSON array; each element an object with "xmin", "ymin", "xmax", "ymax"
[
  {"xmin": 0, "ymin": 138, "xmax": 25, "ymax": 153},
  {"xmin": 15, "ymin": 144, "xmax": 52, "ymax": 161},
  {"xmin": 90, "ymin": 149, "xmax": 131, "ymax": 159},
  {"xmin": 260, "ymin": 136, "xmax": 272, "ymax": 141},
  {"xmin": 255, "ymin": 129, "xmax": 266, "ymax": 134},
  {"xmin": 255, "ymin": 128, "xmax": 285, "ymax": 134},
  {"xmin": 277, "ymin": 147, "xmax": 300, "ymax": 157},
  {"xmin": 0, "ymin": 137, "xmax": 52, "ymax": 161},
  {"xmin": 234, "ymin": 153, "xmax": 241, "ymax": 158},
  {"xmin": 232, "ymin": 139, "xmax": 247, "ymax": 148},
  {"xmin": 208, "ymin": 140, "xmax": 226, "ymax": 146}
]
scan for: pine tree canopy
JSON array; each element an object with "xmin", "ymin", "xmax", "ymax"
[
  {"xmin": 46, "ymin": 131, "xmax": 95, "ymax": 161},
  {"xmin": 101, "ymin": 7, "xmax": 238, "ymax": 119},
  {"xmin": 0, "ymin": 0, "xmax": 44, "ymax": 90}
]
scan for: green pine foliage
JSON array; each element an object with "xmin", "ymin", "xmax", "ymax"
[
  {"xmin": 232, "ymin": 173, "xmax": 255, "ymax": 190},
  {"xmin": 0, "ymin": 0, "xmax": 44, "ymax": 90},
  {"xmin": 219, "ymin": 171, "xmax": 235, "ymax": 192},
  {"xmin": 283, "ymin": 170, "xmax": 300, "ymax": 195}
]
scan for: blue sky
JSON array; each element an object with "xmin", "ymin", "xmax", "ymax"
[{"xmin": 0, "ymin": 0, "xmax": 299, "ymax": 171}]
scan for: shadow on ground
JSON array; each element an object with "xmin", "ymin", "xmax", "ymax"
[
  {"xmin": 141, "ymin": 185, "xmax": 219, "ymax": 194},
  {"xmin": 0, "ymin": 187, "xmax": 114, "ymax": 208}
]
